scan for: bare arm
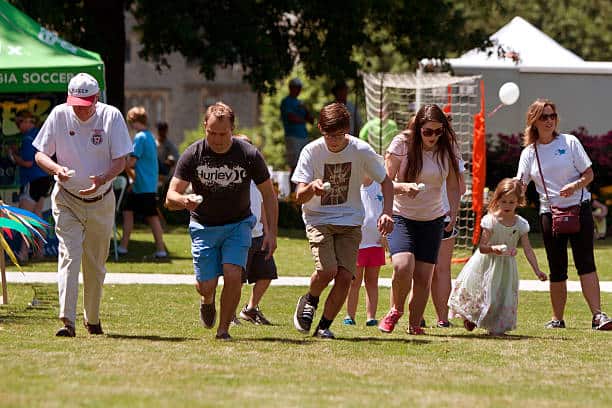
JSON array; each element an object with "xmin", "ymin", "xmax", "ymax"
[
  {"xmin": 385, "ymin": 152, "xmax": 419, "ymax": 197},
  {"xmin": 257, "ymin": 179, "xmax": 278, "ymax": 259},
  {"xmin": 295, "ymin": 180, "xmax": 325, "ymax": 204},
  {"xmin": 445, "ymin": 164, "xmax": 461, "ymax": 232},
  {"xmin": 520, "ymin": 233, "xmax": 547, "ymax": 281},
  {"xmin": 79, "ymin": 156, "xmax": 127, "ymax": 195},
  {"xmin": 9, "ymin": 147, "xmax": 33, "ymax": 168},
  {"xmin": 165, "ymin": 177, "xmax": 199, "ymax": 211},
  {"xmin": 35, "ymin": 151, "xmax": 67, "ymax": 180},
  {"xmin": 125, "ymin": 156, "xmax": 137, "ymax": 182},
  {"xmin": 378, "ymin": 176, "xmax": 394, "ymax": 235},
  {"xmin": 478, "ymin": 228, "xmax": 506, "ymax": 255},
  {"xmin": 560, "ymin": 167, "xmax": 594, "ymax": 197}
]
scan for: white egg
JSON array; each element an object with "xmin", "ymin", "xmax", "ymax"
[{"xmin": 322, "ymin": 182, "xmax": 332, "ymax": 191}]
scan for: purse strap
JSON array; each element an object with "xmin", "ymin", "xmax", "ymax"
[{"xmin": 534, "ymin": 143, "xmax": 583, "ymax": 211}]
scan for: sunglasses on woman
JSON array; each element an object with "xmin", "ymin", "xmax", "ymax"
[
  {"xmin": 421, "ymin": 127, "xmax": 444, "ymax": 137},
  {"xmin": 539, "ymin": 113, "xmax": 557, "ymax": 121}
]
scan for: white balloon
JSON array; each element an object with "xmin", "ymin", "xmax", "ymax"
[{"xmin": 499, "ymin": 82, "xmax": 520, "ymax": 105}]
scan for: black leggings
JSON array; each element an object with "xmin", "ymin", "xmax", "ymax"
[{"xmin": 539, "ymin": 201, "xmax": 596, "ymax": 282}]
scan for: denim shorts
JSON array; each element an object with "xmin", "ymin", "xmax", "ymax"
[
  {"xmin": 387, "ymin": 215, "xmax": 445, "ymax": 264},
  {"xmin": 189, "ymin": 215, "xmax": 256, "ymax": 282}
]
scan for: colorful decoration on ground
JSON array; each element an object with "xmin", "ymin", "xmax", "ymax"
[{"xmin": 0, "ymin": 202, "xmax": 49, "ymax": 271}]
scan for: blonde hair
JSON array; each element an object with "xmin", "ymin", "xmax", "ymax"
[
  {"xmin": 522, "ymin": 99, "xmax": 558, "ymax": 146},
  {"xmin": 126, "ymin": 106, "xmax": 148, "ymax": 126},
  {"xmin": 204, "ymin": 102, "xmax": 235, "ymax": 127},
  {"xmin": 488, "ymin": 178, "xmax": 526, "ymax": 213}
]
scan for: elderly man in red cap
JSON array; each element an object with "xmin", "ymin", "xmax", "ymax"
[{"xmin": 33, "ymin": 73, "xmax": 133, "ymax": 337}]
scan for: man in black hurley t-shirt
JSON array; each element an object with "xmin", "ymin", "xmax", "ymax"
[{"xmin": 166, "ymin": 102, "xmax": 278, "ymax": 340}]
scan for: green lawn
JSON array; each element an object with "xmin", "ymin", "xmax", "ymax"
[
  {"xmin": 1, "ymin": 284, "xmax": 611, "ymax": 407},
  {"xmin": 8, "ymin": 227, "xmax": 612, "ymax": 281}
]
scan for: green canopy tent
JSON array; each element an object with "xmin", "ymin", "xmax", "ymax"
[
  {"xmin": 0, "ymin": 0, "xmax": 105, "ymax": 93},
  {"xmin": 0, "ymin": 0, "xmax": 106, "ymax": 190}
]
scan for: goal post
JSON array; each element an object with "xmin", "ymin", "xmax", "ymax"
[{"xmin": 362, "ymin": 72, "xmax": 484, "ymax": 258}]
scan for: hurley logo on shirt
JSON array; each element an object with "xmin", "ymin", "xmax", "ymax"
[
  {"xmin": 555, "ymin": 148, "xmax": 567, "ymax": 156},
  {"xmin": 196, "ymin": 163, "xmax": 247, "ymax": 188}
]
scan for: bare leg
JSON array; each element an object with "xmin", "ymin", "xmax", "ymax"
[
  {"xmin": 321, "ymin": 267, "xmax": 353, "ymax": 320},
  {"xmin": 408, "ymin": 261, "xmax": 435, "ymax": 327},
  {"xmin": 146, "ymin": 215, "xmax": 166, "ymax": 252},
  {"xmin": 217, "ymin": 264, "xmax": 243, "ymax": 336},
  {"xmin": 309, "ymin": 269, "xmax": 336, "ymax": 297},
  {"xmin": 345, "ymin": 266, "xmax": 364, "ymax": 320},
  {"xmin": 431, "ymin": 237, "xmax": 454, "ymax": 322},
  {"xmin": 390, "ymin": 252, "xmax": 415, "ymax": 313},
  {"xmin": 363, "ymin": 266, "xmax": 380, "ymax": 321},
  {"xmin": 119, "ymin": 210, "xmax": 134, "ymax": 250},
  {"xmin": 550, "ymin": 280, "xmax": 567, "ymax": 321},
  {"xmin": 248, "ymin": 279, "xmax": 272, "ymax": 309},
  {"xmin": 196, "ymin": 278, "xmax": 218, "ymax": 304},
  {"xmin": 579, "ymin": 272, "xmax": 602, "ymax": 315}
]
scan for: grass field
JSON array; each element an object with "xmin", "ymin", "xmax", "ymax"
[
  {"xmin": 8, "ymin": 226, "xmax": 612, "ymax": 281},
  {"xmin": 1, "ymin": 284, "xmax": 611, "ymax": 407}
]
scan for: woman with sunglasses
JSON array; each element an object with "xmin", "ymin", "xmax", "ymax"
[
  {"xmin": 378, "ymin": 104, "xmax": 461, "ymax": 335},
  {"xmin": 516, "ymin": 99, "xmax": 611, "ymax": 330}
]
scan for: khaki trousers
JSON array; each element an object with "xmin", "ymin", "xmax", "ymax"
[{"xmin": 51, "ymin": 185, "xmax": 115, "ymax": 325}]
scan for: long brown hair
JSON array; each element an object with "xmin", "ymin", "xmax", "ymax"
[
  {"xmin": 522, "ymin": 99, "xmax": 558, "ymax": 146},
  {"xmin": 401, "ymin": 104, "xmax": 458, "ymax": 182},
  {"xmin": 488, "ymin": 178, "xmax": 526, "ymax": 214}
]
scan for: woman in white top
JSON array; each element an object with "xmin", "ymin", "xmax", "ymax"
[
  {"xmin": 516, "ymin": 99, "xmax": 611, "ymax": 331},
  {"xmin": 379, "ymin": 104, "xmax": 461, "ymax": 335}
]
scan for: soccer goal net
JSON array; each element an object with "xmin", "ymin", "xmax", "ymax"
[{"xmin": 362, "ymin": 72, "xmax": 483, "ymax": 256}]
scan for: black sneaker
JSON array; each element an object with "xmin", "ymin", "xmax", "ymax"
[
  {"xmin": 294, "ymin": 295, "xmax": 316, "ymax": 333},
  {"xmin": 230, "ymin": 314, "xmax": 241, "ymax": 326},
  {"xmin": 84, "ymin": 321, "xmax": 104, "ymax": 335},
  {"xmin": 240, "ymin": 305, "xmax": 272, "ymax": 325},
  {"xmin": 313, "ymin": 328, "xmax": 335, "ymax": 339},
  {"xmin": 544, "ymin": 319, "xmax": 566, "ymax": 329},
  {"xmin": 420, "ymin": 319, "xmax": 426, "ymax": 328},
  {"xmin": 592, "ymin": 312, "xmax": 612, "ymax": 330},
  {"xmin": 55, "ymin": 324, "xmax": 76, "ymax": 337},
  {"xmin": 436, "ymin": 320, "xmax": 452, "ymax": 328},
  {"xmin": 215, "ymin": 332, "xmax": 232, "ymax": 341},
  {"xmin": 200, "ymin": 302, "xmax": 216, "ymax": 329}
]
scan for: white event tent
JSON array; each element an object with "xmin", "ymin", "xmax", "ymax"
[{"xmin": 448, "ymin": 16, "xmax": 612, "ymax": 136}]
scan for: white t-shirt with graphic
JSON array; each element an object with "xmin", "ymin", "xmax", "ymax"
[
  {"xmin": 360, "ymin": 182, "xmax": 383, "ymax": 249},
  {"xmin": 33, "ymin": 102, "xmax": 132, "ymax": 199},
  {"xmin": 291, "ymin": 136, "xmax": 387, "ymax": 226},
  {"xmin": 516, "ymin": 133, "xmax": 591, "ymax": 214},
  {"xmin": 250, "ymin": 181, "xmax": 264, "ymax": 238}
]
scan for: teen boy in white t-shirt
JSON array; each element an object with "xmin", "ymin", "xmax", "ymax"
[{"xmin": 291, "ymin": 102, "xmax": 394, "ymax": 339}]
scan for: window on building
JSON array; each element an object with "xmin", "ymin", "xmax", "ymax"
[{"xmin": 124, "ymin": 90, "xmax": 169, "ymax": 127}]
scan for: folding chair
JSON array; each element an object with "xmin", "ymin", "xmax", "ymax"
[{"xmin": 112, "ymin": 175, "xmax": 128, "ymax": 261}]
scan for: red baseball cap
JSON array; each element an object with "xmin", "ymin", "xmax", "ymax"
[{"xmin": 67, "ymin": 73, "xmax": 99, "ymax": 106}]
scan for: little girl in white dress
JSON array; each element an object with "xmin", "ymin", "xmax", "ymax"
[{"xmin": 448, "ymin": 178, "xmax": 547, "ymax": 335}]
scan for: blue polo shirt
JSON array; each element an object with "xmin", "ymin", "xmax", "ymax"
[
  {"xmin": 280, "ymin": 96, "xmax": 308, "ymax": 139},
  {"xmin": 19, "ymin": 127, "xmax": 48, "ymax": 185},
  {"xmin": 132, "ymin": 130, "xmax": 159, "ymax": 193}
]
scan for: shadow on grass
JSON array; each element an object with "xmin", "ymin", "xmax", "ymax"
[
  {"xmin": 235, "ymin": 337, "xmax": 312, "ymax": 345},
  {"xmin": 427, "ymin": 332, "xmax": 562, "ymax": 340},
  {"xmin": 336, "ymin": 336, "xmax": 431, "ymax": 345},
  {"xmin": 107, "ymin": 333, "xmax": 198, "ymax": 342}
]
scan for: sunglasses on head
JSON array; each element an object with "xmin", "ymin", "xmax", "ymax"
[
  {"xmin": 539, "ymin": 113, "xmax": 557, "ymax": 121},
  {"xmin": 421, "ymin": 127, "xmax": 443, "ymax": 137}
]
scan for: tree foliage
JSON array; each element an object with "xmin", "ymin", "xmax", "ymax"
[{"xmin": 132, "ymin": 0, "xmax": 490, "ymax": 94}]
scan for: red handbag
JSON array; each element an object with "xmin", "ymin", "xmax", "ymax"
[{"xmin": 534, "ymin": 145, "xmax": 582, "ymax": 235}]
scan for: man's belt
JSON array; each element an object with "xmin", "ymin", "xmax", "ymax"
[{"xmin": 61, "ymin": 185, "xmax": 112, "ymax": 203}]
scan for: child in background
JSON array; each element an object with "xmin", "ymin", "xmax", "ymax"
[
  {"xmin": 448, "ymin": 178, "xmax": 547, "ymax": 336},
  {"xmin": 343, "ymin": 177, "xmax": 385, "ymax": 327},
  {"xmin": 592, "ymin": 198, "xmax": 608, "ymax": 240}
]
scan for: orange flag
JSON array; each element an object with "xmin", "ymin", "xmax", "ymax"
[{"xmin": 471, "ymin": 80, "xmax": 486, "ymax": 245}]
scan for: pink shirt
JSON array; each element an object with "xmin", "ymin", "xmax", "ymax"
[{"xmin": 387, "ymin": 134, "xmax": 449, "ymax": 221}]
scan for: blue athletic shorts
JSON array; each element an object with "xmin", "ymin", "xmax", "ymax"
[
  {"xmin": 189, "ymin": 215, "xmax": 256, "ymax": 282},
  {"xmin": 387, "ymin": 215, "xmax": 445, "ymax": 264}
]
